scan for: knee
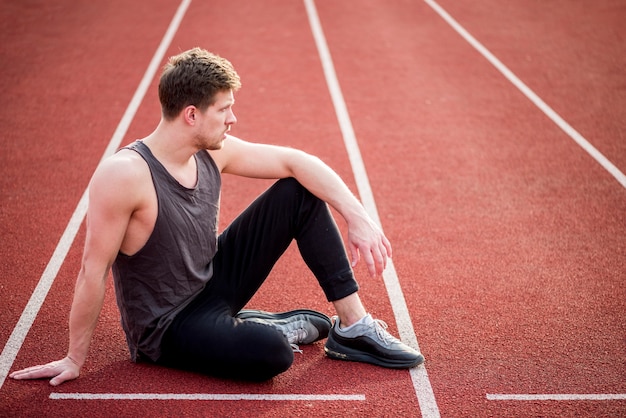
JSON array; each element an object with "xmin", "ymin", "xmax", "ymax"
[
  {"xmin": 273, "ymin": 177, "xmax": 306, "ymax": 197},
  {"xmin": 250, "ymin": 338, "xmax": 294, "ymax": 380},
  {"xmin": 273, "ymin": 178, "xmax": 323, "ymax": 210},
  {"xmin": 234, "ymin": 322, "xmax": 295, "ymax": 381},
  {"xmin": 252, "ymin": 347, "xmax": 294, "ymax": 380}
]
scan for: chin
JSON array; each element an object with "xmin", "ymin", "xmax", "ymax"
[{"xmin": 209, "ymin": 141, "xmax": 225, "ymax": 151}]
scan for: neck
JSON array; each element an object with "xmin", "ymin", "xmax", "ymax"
[
  {"xmin": 141, "ymin": 121, "xmax": 200, "ymax": 188},
  {"xmin": 142, "ymin": 119, "xmax": 199, "ymax": 166}
]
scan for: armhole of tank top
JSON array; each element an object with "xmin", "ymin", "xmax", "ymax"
[
  {"xmin": 199, "ymin": 149, "xmax": 222, "ymax": 185},
  {"xmin": 116, "ymin": 144, "xmax": 161, "ymax": 259}
]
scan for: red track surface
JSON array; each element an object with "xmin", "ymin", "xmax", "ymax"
[{"xmin": 1, "ymin": 0, "xmax": 624, "ymax": 417}]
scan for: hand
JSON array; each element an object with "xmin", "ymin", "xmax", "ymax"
[
  {"xmin": 9, "ymin": 356, "xmax": 80, "ymax": 386},
  {"xmin": 347, "ymin": 216, "xmax": 393, "ymax": 277}
]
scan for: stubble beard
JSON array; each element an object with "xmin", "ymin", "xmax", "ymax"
[{"xmin": 194, "ymin": 132, "xmax": 225, "ymax": 151}]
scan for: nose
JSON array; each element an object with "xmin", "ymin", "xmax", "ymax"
[{"xmin": 227, "ymin": 109, "xmax": 237, "ymax": 125}]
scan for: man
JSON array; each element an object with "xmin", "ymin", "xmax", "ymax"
[{"xmin": 10, "ymin": 48, "xmax": 423, "ymax": 384}]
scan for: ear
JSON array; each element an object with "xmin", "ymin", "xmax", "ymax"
[{"xmin": 183, "ymin": 106, "xmax": 197, "ymax": 125}]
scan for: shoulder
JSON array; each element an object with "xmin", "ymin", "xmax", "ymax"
[
  {"xmin": 89, "ymin": 148, "xmax": 152, "ymax": 205},
  {"xmin": 93, "ymin": 148, "xmax": 149, "ymax": 182}
]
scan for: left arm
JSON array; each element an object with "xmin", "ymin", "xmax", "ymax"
[{"xmin": 209, "ymin": 135, "xmax": 392, "ymax": 276}]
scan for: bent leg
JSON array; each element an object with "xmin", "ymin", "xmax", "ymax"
[
  {"xmin": 159, "ymin": 300, "xmax": 294, "ymax": 381},
  {"xmin": 213, "ymin": 178, "xmax": 359, "ymax": 310}
]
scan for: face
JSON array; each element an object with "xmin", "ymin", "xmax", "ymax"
[{"xmin": 193, "ymin": 89, "xmax": 237, "ymax": 150}]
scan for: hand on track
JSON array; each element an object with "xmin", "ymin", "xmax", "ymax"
[{"xmin": 10, "ymin": 356, "xmax": 80, "ymax": 386}]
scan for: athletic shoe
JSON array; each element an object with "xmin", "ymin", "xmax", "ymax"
[
  {"xmin": 236, "ymin": 309, "xmax": 332, "ymax": 345},
  {"xmin": 324, "ymin": 314, "xmax": 425, "ymax": 369}
]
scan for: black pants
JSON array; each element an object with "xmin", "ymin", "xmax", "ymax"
[{"xmin": 158, "ymin": 178, "xmax": 359, "ymax": 380}]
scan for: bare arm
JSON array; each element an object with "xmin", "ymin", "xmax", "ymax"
[
  {"xmin": 210, "ymin": 136, "xmax": 392, "ymax": 276},
  {"xmin": 10, "ymin": 153, "xmax": 142, "ymax": 385}
]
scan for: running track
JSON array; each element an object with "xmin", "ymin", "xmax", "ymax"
[{"xmin": 1, "ymin": 0, "xmax": 625, "ymax": 417}]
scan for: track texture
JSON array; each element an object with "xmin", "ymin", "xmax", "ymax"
[{"xmin": 1, "ymin": 0, "xmax": 624, "ymax": 416}]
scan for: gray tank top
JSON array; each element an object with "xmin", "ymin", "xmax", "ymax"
[{"xmin": 112, "ymin": 140, "xmax": 221, "ymax": 362}]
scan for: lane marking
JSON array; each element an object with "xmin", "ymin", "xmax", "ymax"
[
  {"xmin": 426, "ymin": 1, "xmax": 626, "ymax": 405},
  {"xmin": 304, "ymin": 1, "xmax": 440, "ymax": 417},
  {"xmin": 424, "ymin": 0, "xmax": 626, "ymax": 189},
  {"xmin": 487, "ymin": 393, "xmax": 626, "ymax": 401},
  {"xmin": 50, "ymin": 393, "xmax": 365, "ymax": 401},
  {"xmin": 0, "ymin": 0, "xmax": 192, "ymax": 390}
]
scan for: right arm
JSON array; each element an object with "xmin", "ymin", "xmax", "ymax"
[{"xmin": 10, "ymin": 152, "xmax": 143, "ymax": 386}]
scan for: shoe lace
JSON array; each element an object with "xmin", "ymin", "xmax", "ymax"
[
  {"xmin": 285, "ymin": 326, "xmax": 308, "ymax": 345},
  {"xmin": 286, "ymin": 325, "xmax": 306, "ymax": 354},
  {"xmin": 372, "ymin": 318, "xmax": 397, "ymax": 346}
]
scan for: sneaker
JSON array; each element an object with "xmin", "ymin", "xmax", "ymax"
[
  {"xmin": 324, "ymin": 314, "xmax": 425, "ymax": 369},
  {"xmin": 236, "ymin": 309, "xmax": 332, "ymax": 345}
]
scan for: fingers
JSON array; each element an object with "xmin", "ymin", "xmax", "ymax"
[
  {"xmin": 382, "ymin": 234, "xmax": 393, "ymax": 259},
  {"xmin": 50, "ymin": 369, "xmax": 78, "ymax": 386},
  {"xmin": 349, "ymin": 243, "xmax": 360, "ymax": 268},
  {"xmin": 372, "ymin": 241, "xmax": 389, "ymax": 276},
  {"xmin": 356, "ymin": 239, "xmax": 390, "ymax": 277},
  {"xmin": 10, "ymin": 357, "xmax": 79, "ymax": 386},
  {"xmin": 347, "ymin": 221, "xmax": 393, "ymax": 277},
  {"xmin": 10, "ymin": 363, "xmax": 59, "ymax": 380}
]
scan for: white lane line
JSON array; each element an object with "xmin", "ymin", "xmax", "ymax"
[
  {"xmin": 50, "ymin": 393, "xmax": 365, "ymax": 401},
  {"xmin": 427, "ymin": 2, "xmax": 626, "ymax": 405},
  {"xmin": 0, "ymin": 0, "xmax": 192, "ymax": 391},
  {"xmin": 487, "ymin": 393, "xmax": 626, "ymax": 401},
  {"xmin": 303, "ymin": 1, "xmax": 440, "ymax": 417},
  {"xmin": 424, "ymin": 0, "xmax": 626, "ymax": 190}
]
